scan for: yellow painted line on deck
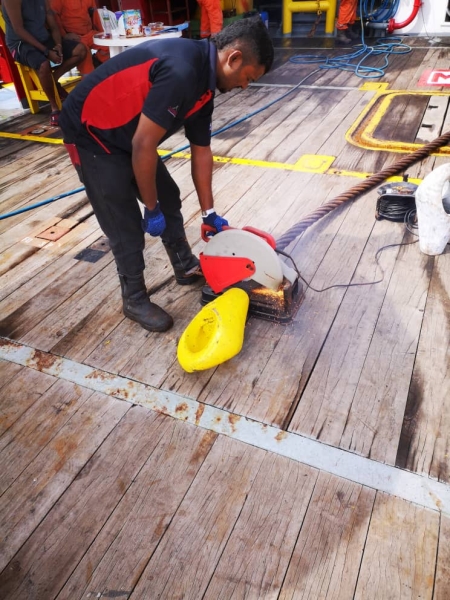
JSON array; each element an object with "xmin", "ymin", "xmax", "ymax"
[
  {"xmin": 159, "ymin": 149, "xmax": 423, "ymax": 184},
  {"xmin": 0, "ymin": 131, "xmax": 63, "ymax": 143},
  {"xmin": 160, "ymin": 149, "xmax": 336, "ymax": 173},
  {"xmin": 348, "ymin": 85, "xmax": 450, "ymax": 156}
]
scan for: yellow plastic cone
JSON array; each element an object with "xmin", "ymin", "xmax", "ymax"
[{"xmin": 177, "ymin": 288, "xmax": 249, "ymax": 372}]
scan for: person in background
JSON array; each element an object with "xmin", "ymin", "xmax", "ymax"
[
  {"xmin": 50, "ymin": 0, "xmax": 110, "ymax": 75},
  {"xmin": 198, "ymin": 0, "xmax": 223, "ymax": 38},
  {"xmin": 2, "ymin": 0, "xmax": 86, "ymax": 125},
  {"xmin": 336, "ymin": 0, "xmax": 359, "ymax": 44},
  {"xmin": 60, "ymin": 18, "xmax": 274, "ymax": 333}
]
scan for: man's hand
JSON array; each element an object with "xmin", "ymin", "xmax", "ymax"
[
  {"xmin": 142, "ymin": 203, "xmax": 166, "ymax": 237},
  {"xmin": 48, "ymin": 48, "xmax": 62, "ymax": 63},
  {"xmin": 202, "ymin": 211, "xmax": 228, "ymax": 234}
]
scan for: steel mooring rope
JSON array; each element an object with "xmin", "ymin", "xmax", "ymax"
[{"xmin": 275, "ymin": 130, "xmax": 450, "ymax": 251}]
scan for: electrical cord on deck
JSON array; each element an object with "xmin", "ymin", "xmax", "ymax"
[
  {"xmin": 404, "ymin": 208, "xmax": 418, "ymax": 235},
  {"xmin": 289, "ymin": 0, "xmax": 411, "ymax": 79},
  {"xmin": 277, "ymin": 208, "xmax": 420, "ymax": 293}
]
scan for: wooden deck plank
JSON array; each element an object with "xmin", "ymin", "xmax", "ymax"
[
  {"xmin": 0, "ymin": 378, "xmax": 92, "ymax": 493},
  {"xmin": 0, "ymin": 382, "xmax": 128, "ymax": 572},
  {"xmin": 0, "ymin": 217, "xmax": 100, "ymax": 303},
  {"xmin": 231, "ymin": 89, "xmax": 351, "ymax": 165},
  {"xmin": 416, "ymin": 96, "xmax": 450, "ymax": 143},
  {"xmin": 288, "ymin": 219, "xmax": 408, "ymax": 445},
  {"xmin": 0, "ymin": 359, "xmax": 23, "ymax": 388},
  {"xmin": 354, "ymin": 493, "xmax": 439, "ymax": 600},
  {"xmin": 0, "ymin": 186, "xmax": 89, "ymax": 252},
  {"xmin": 382, "ymin": 47, "xmax": 428, "ymax": 89},
  {"xmin": 20, "ymin": 263, "xmax": 119, "ymax": 351},
  {"xmin": 434, "ymin": 515, "xmax": 450, "ymax": 600},
  {"xmin": 336, "ymin": 237, "xmax": 431, "ymax": 463},
  {"xmin": 0, "ymin": 237, "xmax": 113, "ymax": 341},
  {"xmin": 374, "ymin": 94, "xmax": 428, "ymax": 144},
  {"xmin": 396, "ymin": 251, "xmax": 450, "ymax": 482},
  {"xmin": 203, "ymin": 453, "xmax": 318, "ymax": 599},
  {"xmin": 0, "ymin": 409, "xmax": 211, "ymax": 600},
  {"xmin": 390, "ymin": 48, "xmax": 434, "ymax": 91},
  {"xmin": 128, "ymin": 435, "xmax": 266, "ymax": 599},
  {"xmin": 0, "ymin": 365, "xmax": 55, "ymax": 436},
  {"xmin": 0, "ymin": 162, "xmax": 81, "ymax": 235},
  {"xmin": 56, "ymin": 422, "xmax": 216, "ymax": 600},
  {"xmin": 279, "ymin": 472, "xmax": 375, "ymax": 600}
]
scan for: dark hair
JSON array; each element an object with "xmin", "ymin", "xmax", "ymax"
[{"xmin": 211, "ymin": 17, "xmax": 274, "ymax": 74}]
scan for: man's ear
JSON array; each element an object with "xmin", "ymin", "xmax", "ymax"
[{"xmin": 227, "ymin": 49, "xmax": 243, "ymax": 70}]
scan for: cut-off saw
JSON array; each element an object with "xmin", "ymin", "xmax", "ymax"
[{"xmin": 199, "ymin": 225, "xmax": 303, "ymax": 323}]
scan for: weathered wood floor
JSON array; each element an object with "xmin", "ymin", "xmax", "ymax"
[{"xmin": 0, "ymin": 36, "xmax": 449, "ymax": 598}]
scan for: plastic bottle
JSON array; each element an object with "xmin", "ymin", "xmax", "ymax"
[{"xmin": 102, "ymin": 6, "xmax": 111, "ymax": 37}]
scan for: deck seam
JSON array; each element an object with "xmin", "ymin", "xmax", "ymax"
[{"xmin": 1, "ymin": 336, "xmax": 449, "ymax": 515}]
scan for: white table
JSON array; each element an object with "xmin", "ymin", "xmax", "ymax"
[{"xmin": 94, "ymin": 31, "xmax": 182, "ymax": 58}]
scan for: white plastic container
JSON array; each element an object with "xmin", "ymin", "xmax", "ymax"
[{"xmin": 415, "ymin": 163, "xmax": 450, "ymax": 255}]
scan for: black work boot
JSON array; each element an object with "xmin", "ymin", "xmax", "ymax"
[
  {"xmin": 347, "ymin": 24, "xmax": 361, "ymax": 40},
  {"xmin": 162, "ymin": 238, "xmax": 204, "ymax": 285},
  {"xmin": 336, "ymin": 29, "xmax": 352, "ymax": 44},
  {"xmin": 119, "ymin": 274, "xmax": 173, "ymax": 332}
]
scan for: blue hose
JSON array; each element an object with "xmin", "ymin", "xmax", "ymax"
[
  {"xmin": 362, "ymin": 0, "xmax": 400, "ymax": 23},
  {"xmin": 289, "ymin": 0, "xmax": 410, "ymax": 79},
  {"xmin": 0, "ymin": 187, "xmax": 85, "ymax": 220}
]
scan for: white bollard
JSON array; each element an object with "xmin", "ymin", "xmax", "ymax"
[{"xmin": 415, "ymin": 163, "xmax": 450, "ymax": 255}]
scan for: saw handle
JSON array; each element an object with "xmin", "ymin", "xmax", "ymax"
[
  {"xmin": 201, "ymin": 224, "xmax": 277, "ymax": 248},
  {"xmin": 241, "ymin": 226, "xmax": 277, "ymax": 249},
  {"xmin": 201, "ymin": 223, "xmax": 231, "ymax": 241}
]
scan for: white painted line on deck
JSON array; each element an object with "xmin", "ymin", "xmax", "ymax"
[
  {"xmin": 250, "ymin": 83, "xmax": 359, "ymax": 91},
  {"xmin": 1, "ymin": 337, "xmax": 449, "ymax": 515}
]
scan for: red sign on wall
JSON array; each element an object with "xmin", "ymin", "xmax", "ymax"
[{"xmin": 419, "ymin": 70, "xmax": 450, "ymax": 86}]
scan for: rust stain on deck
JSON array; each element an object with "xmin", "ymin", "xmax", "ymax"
[
  {"xmin": 86, "ymin": 369, "xmax": 116, "ymax": 382},
  {"xmin": 428, "ymin": 490, "xmax": 443, "ymax": 510},
  {"xmin": 275, "ymin": 431, "xmax": 288, "ymax": 442},
  {"xmin": 175, "ymin": 402, "xmax": 189, "ymax": 420},
  {"xmin": 28, "ymin": 350, "xmax": 59, "ymax": 372},
  {"xmin": 228, "ymin": 413, "xmax": 241, "ymax": 433},
  {"xmin": 195, "ymin": 403, "xmax": 205, "ymax": 425}
]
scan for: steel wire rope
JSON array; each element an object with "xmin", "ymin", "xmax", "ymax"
[{"xmin": 275, "ymin": 129, "xmax": 450, "ymax": 250}]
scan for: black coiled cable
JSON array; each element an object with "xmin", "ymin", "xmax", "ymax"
[{"xmin": 375, "ymin": 195, "xmax": 416, "ymax": 222}]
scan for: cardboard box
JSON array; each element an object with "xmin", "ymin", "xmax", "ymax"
[{"xmin": 123, "ymin": 9, "xmax": 143, "ymax": 37}]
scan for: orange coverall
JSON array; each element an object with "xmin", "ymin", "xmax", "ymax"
[
  {"xmin": 50, "ymin": 0, "xmax": 109, "ymax": 74},
  {"xmin": 197, "ymin": 0, "xmax": 223, "ymax": 38},
  {"xmin": 337, "ymin": 0, "xmax": 357, "ymax": 30}
]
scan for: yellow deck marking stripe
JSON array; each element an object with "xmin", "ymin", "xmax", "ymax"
[
  {"xmin": 159, "ymin": 149, "xmax": 423, "ymax": 183},
  {"xmin": 348, "ymin": 88, "xmax": 450, "ymax": 156},
  {"xmin": 0, "ymin": 131, "xmax": 63, "ymax": 143}
]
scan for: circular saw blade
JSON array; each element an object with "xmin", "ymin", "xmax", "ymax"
[{"xmin": 203, "ymin": 229, "xmax": 283, "ymax": 291}]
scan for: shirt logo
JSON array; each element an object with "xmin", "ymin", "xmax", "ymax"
[{"xmin": 168, "ymin": 105, "xmax": 179, "ymax": 117}]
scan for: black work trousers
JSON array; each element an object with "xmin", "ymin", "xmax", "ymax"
[{"xmin": 77, "ymin": 147, "xmax": 186, "ymax": 277}]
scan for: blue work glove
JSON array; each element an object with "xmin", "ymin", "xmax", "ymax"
[
  {"xmin": 202, "ymin": 211, "xmax": 229, "ymax": 234},
  {"xmin": 142, "ymin": 202, "xmax": 166, "ymax": 237}
]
